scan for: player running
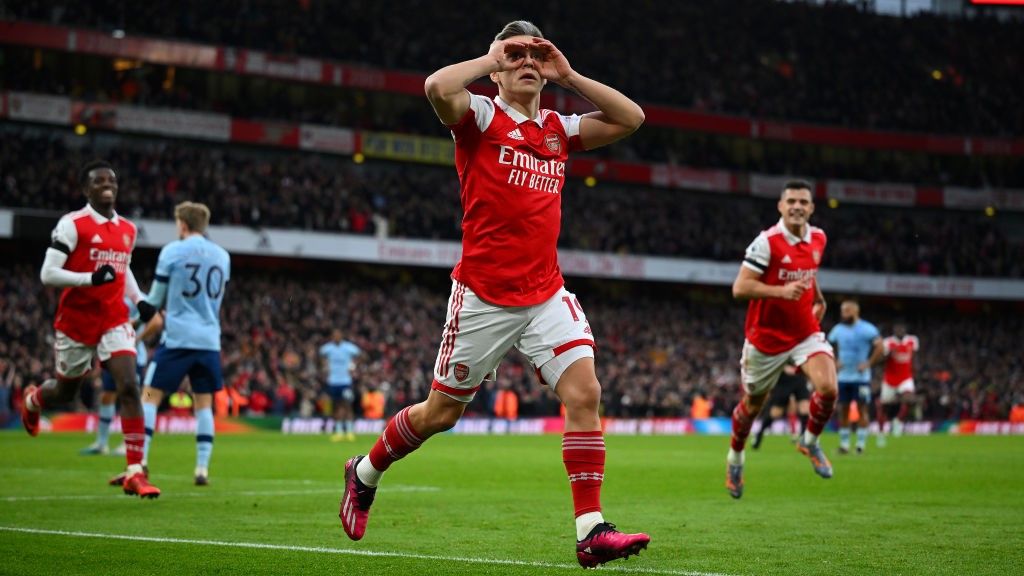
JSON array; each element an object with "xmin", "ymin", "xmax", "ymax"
[
  {"xmin": 878, "ymin": 322, "xmax": 919, "ymax": 439},
  {"xmin": 320, "ymin": 329, "xmax": 362, "ymax": 442},
  {"xmin": 339, "ymin": 20, "xmax": 649, "ymax": 567},
  {"xmin": 80, "ymin": 294, "xmax": 163, "ymax": 456},
  {"xmin": 727, "ymin": 180, "xmax": 839, "ymax": 499},
  {"xmin": 751, "ymin": 364, "xmax": 810, "ymax": 449},
  {"xmin": 136, "ymin": 202, "xmax": 230, "ymax": 486},
  {"xmin": 827, "ymin": 301, "xmax": 883, "ymax": 454},
  {"xmin": 21, "ymin": 159, "xmax": 160, "ymax": 498}
]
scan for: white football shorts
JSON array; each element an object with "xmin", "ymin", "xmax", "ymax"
[
  {"xmin": 740, "ymin": 332, "xmax": 834, "ymax": 396},
  {"xmin": 432, "ymin": 281, "xmax": 595, "ymax": 402},
  {"xmin": 54, "ymin": 322, "xmax": 137, "ymax": 378},
  {"xmin": 880, "ymin": 378, "xmax": 915, "ymax": 404}
]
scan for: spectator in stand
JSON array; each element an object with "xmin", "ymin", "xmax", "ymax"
[
  {"xmin": 8, "ymin": 0, "xmax": 1022, "ymax": 135},
  {"xmin": 1, "ymin": 264, "xmax": 1020, "ymax": 424},
  {"xmin": 2, "ymin": 130, "xmax": 1022, "ymax": 278}
]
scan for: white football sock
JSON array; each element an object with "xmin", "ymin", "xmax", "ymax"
[
  {"xmin": 803, "ymin": 429, "xmax": 820, "ymax": 445},
  {"xmin": 355, "ymin": 456, "xmax": 383, "ymax": 487},
  {"xmin": 727, "ymin": 448, "xmax": 745, "ymax": 466},
  {"xmin": 576, "ymin": 511, "xmax": 605, "ymax": 541}
]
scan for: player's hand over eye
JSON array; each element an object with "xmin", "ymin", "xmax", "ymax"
[
  {"xmin": 530, "ymin": 38, "xmax": 574, "ymax": 85},
  {"xmin": 487, "ymin": 39, "xmax": 529, "ymax": 72},
  {"xmin": 91, "ymin": 264, "xmax": 117, "ymax": 286}
]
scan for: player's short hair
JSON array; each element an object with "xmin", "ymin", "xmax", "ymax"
[
  {"xmin": 79, "ymin": 159, "xmax": 115, "ymax": 188},
  {"xmin": 175, "ymin": 201, "xmax": 211, "ymax": 234},
  {"xmin": 495, "ymin": 20, "xmax": 544, "ymax": 41},
  {"xmin": 781, "ymin": 180, "xmax": 813, "ymax": 198}
]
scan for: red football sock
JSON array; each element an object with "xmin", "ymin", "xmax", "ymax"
[
  {"xmin": 121, "ymin": 416, "xmax": 146, "ymax": 467},
  {"xmin": 368, "ymin": 406, "xmax": 424, "ymax": 471},
  {"xmin": 730, "ymin": 400, "xmax": 754, "ymax": 452},
  {"xmin": 896, "ymin": 403, "xmax": 909, "ymax": 421},
  {"xmin": 807, "ymin": 391, "xmax": 836, "ymax": 436},
  {"xmin": 562, "ymin": 431, "xmax": 605, "ymax": 517},
  {"xmin": 27, "ymin": 387, "xmax": 44, "ymax": 411}
]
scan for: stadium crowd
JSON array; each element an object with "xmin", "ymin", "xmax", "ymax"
[
  {"xmin": 6, "ymin": 0, "xmax": 1022, "ymax": 136},
  {"xmin": 2, "ymin": 131, "xmax": 1022, "ymax": 278},
  {"xmin": 1, "ymin": 263, "xmax": 1021, "ymax": 428}
]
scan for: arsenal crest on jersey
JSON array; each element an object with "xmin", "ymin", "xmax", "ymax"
[
  {"xmin": 123, "ymin": 234, "xmax": 132, "ymax": 248},
  {"xmin": 454, "ymin": 363, "xmax": 470, "ymax": 382},
  {"xmin": 544, "ymin": 133, "xmax": 561, "ymax": 153},
  {"xmin": 812, "ymin": 250, "xmax": 821, "ymax": 264}
]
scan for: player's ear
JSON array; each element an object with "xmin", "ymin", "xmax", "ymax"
[{"xmin": 490, "ymin": 71, "xmax": 500, "ymax": 85}]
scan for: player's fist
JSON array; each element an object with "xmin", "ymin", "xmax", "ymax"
[
  {"xmin": 779, "ymin": 280, "xmax": 807, "ymax": 301},
  {"xmin": 137, "ymin": 300, "xmax": 157, "ymax": 323},
  {"xmin": 91, "ymin": 264, "xmax": 116, "ymax": 286}
]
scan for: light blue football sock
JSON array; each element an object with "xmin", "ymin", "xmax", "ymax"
[
  {"xmin": 195, "ymin": 407, "xmax": 214, "ymax": 470},
  {"xmin": 142, "ymin": 402, "xmax": 158, "ymax": 463},
  {"xmin": 97, "ymin": 403, "xmax": 115, "ymax": 448},
  {"xmin": 856, "ymin": 427, "xmax": 868, "ymax": 449},
  {"xmin": 839, "ymin": 427, "xmax": 851, "ymax": 448}
]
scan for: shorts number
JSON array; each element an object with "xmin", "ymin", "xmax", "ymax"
[
  {"xmin": 562, "ymin": 296, "xmax": 583, "ymax": 322},
  {"xmin": 182, "ymin": 264, "xmax": 226, "ymax": 299}
]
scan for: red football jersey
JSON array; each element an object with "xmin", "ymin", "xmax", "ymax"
[
  {"xmin": 741, "ymin": 220, "xmax": 827, "ymax": 355},
  {"xmin": 448, "ymin": 94, "xmax": 583, "ymax": 306},
  {"xmin": 50, "ymin": 204, "xmax": 136, "ymax": 345},
  {"xmin": 883, "ymin": 335, "xmax": 919, "ymax": 386}
]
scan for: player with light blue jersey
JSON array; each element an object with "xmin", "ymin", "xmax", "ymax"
[
  {"xmin": 827, "ymin": 300, "xmax": 883, "ymax": 454},
  {"xmin": 136, "ymin": 202, "xmax": 230, "ymax": 486},
  {"xmin": 320, "ymin": 329, "xmax": 362, "ymax": 442},
  {"xmin": 80, "ymin": 293, "xmax": 163, "ymax": 456}
]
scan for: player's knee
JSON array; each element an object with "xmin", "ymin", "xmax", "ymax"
[
  {"xmin": 52, "ymin": 380, "xmax": 81, "ymax": 404},
  {"xmin": 560, "ymin": 377, "xmax": 601, "ymax": 413},
  {"xmin": 117, "ymin": 381, "xmax": 141, "ymax": 403},
  {"xmin": 426, "ymin": 406, "xmax": 462, "ymax": 433}
]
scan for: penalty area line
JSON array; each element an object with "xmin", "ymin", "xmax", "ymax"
[{"xmin": 0, "ymin": 525, "xmax": 736, "ymax": 576}]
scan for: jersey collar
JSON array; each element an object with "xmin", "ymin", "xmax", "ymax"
[
  {"xmin": 777, "ymin": 218, "xmax": 811, "ymax": 245},
  {"xmin": 495, "ymin": 96, "xmax": 543, "ymax": 127},
  {"xmin": 85, "ymin": 203, "xmax": 120, "ymax": 225}
]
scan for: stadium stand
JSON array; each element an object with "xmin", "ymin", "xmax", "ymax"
[
  {"xmin": 1, "ymin": 261, "xmax": 1020, "ymax": 423},
  {"xmin": 2, "ymin": 128, "xmax": 1022, "ymax": 277},
  {"xmin": 7, "ymin": 0, "xmax": 1023, "ymax": 135}
]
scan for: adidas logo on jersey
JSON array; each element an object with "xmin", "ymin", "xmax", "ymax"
[
  {"xmin": 91, "ymin": 234, "xmax": 103, "ymax": 244},
  {"xmin": 781, "ymin": 254, "xmax": 793, "ymax": 264},
  {"xmin": 507, "ymin": 128, "xmax": 524, "ymax": 140}
]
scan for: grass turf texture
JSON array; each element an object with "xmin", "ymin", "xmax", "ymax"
[{"xmin": 0, "ymin": 432, "xmax": 1021, "ymax": 575}]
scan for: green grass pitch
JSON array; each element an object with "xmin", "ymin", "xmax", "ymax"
[{"xmin": 0, "ymin": 431, "xmax": 1021, "ymax": 575}]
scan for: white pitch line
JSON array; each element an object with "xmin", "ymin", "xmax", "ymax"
[
  {"xmin": 0, "ymin": 485, "xmax": 439, "ymax": 503},
  {"xmin": 0, "ymin": 525, "xmax": 737, "ymax": 576}
]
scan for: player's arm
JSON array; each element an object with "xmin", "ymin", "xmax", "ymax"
[
  {"xmin": 733, "ymin": 266, "xmax": 802, "ymax": 301},
  {"xmin": 125, "ymin": 267, "xmax": 143, "ymax": 304},
  {"xmin": 40, "ymin": 218, "xmax": 115, "ymax": 287},
  {"xmin": 138, "ymin": 248, "xmax": 172, "ymax": 322},
  {"xmin": 137, "ymin": 310, "xmax": 164, "ymax": 343},
  {"xmin": 732, "ymin": 234, "xmax": 807, "ymax": 301},
  {"xmin": 424, "ymin": 39, "xmax": 528, "ymax": 125},
  {"xmin": 812, "ymin": 279, "xmax": 827, "ymax": 323},
  {"xmin": 530, "ymin": 38, "xmax": 645, "ymax": 150},
  {"xmin": 863, "ymin": 336, "xmax": 885, "ymax": 371}
]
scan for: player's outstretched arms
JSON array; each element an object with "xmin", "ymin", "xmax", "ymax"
[
  {"xmin": 530, "ymin": 38, "xmax": 645, "ymax": 150},
  {"xmin": 425, "ymin": 39, "xmax": 527, "ymax": 125},
  {"xmin": 732, "ymin": 266, "xmax": 807, "ymax": 301}
]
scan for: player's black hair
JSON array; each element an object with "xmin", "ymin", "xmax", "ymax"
[
  {"xmin": 495, "ymin": 20, "xmax": 544, "ymax": 41},
  {"xmin": 79, "ymin": 159, "xmax": 115, "ymax": 188},
  {"xmin": 782, "ymin": 179, "xmax": 813, "ymax": 195}
]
